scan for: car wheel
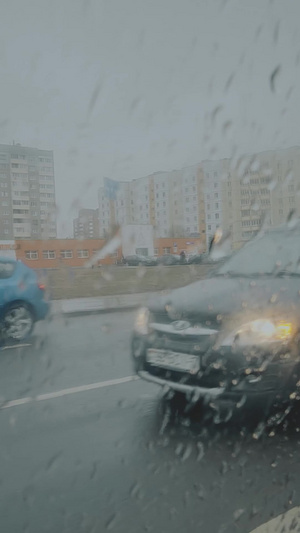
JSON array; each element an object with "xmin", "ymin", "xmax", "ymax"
[
  {"xmin": 159, "ymin": 391, "xmax": 188, "ymax": 421},
  {"xmin": 3, "ymin": 304, "xmax": 34, "ymax": 341},
  {"xmin": 159, "ymin": 391, "xmax": 204, "ymax": 427}
]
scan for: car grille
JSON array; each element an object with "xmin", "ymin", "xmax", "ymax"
[{"xmin": 151, "ymin": 331, "xmax": 216, "ymax": 355}]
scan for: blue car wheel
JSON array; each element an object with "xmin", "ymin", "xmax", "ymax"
[{"xmin": 3, "ymin": 304, "xmax": 34, "ymax": 341}]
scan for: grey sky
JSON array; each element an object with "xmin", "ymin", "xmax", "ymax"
[{"xmin": 0, "ymin": 0, "xmax": 299, "ymax": 235}]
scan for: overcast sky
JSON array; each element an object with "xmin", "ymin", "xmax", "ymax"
[{"xmin": 0, "ymin": 0, "xmax": 300, "ymax": 236}]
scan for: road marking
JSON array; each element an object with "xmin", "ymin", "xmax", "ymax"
[
  {"xmin": 250, "ymin": 507, "xmax": 300, "ymax": 532},
  {"xmin": 1, "ymin": 375, "xmax": 140, "ymax": 410}
]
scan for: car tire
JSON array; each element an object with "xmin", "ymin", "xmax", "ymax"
[
  {"xmin": 158, "ymin": 391, "xmax": 204, "ymax": 429},
  {"xmin": 3, "ymin": 304, "xmax": 35, "ymax": 342},
  {"xmin": 160, "ymin": 391, "xmax": 188, "ymax": 421}
]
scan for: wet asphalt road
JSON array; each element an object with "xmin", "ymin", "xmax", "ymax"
[{"xmin": 0, "ymin": 311, "xmax": 300, "ymax": 533}]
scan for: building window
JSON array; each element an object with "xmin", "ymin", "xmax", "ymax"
[
  {"xmin": 154, "ymin": 248, "xmax": 159, "ymax": 256},
  {"xmin": 25, "ymin": 250, "xmax": 38, "ymax": 260},
  {"xmin": 215, "ymin": 213, "xmax": 219, "ymax": 220},
  {"xmin": 43, "ymin": 250, "xmax": 56, "ymax": 259},
  {"xmin": 77, "ymin": 250, "xmax": 89, "ymax": 258},
  {"xmin": 60, "ymin": 250, "xmax": 73, "ymax": 259},
  {"xmin": 110, "ymin": 251, "xmax": 118, "ymax": 258},
  {"xmin": 163, "ymin": 247, "xmax": 171, "ymax": 255},
  {"xmin": 208, "ymin": 225, "xmax": 211, "ymax": 230},
  {"xmin": 215, "ymin": 193, "xmax": 218, "ymax": 198}
]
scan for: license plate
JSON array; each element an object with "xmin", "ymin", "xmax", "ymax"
[{"xmin": 146, "ymin": 349, "xmax": 200, "ymax": 374}]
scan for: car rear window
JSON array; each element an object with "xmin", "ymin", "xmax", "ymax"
[{"xmin": 0, "ymin": 262, "xmax": 16, "ymax": 279}]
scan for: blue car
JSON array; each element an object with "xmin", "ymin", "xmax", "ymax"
[{"xmin": 0, "ymin": 258, "xmax": 50, "ymax": 341}]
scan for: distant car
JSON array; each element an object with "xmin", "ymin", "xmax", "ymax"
[
  {"xmin": 124, "ymin": 255, "xmax": 145, "ymax": 266},
  {"xmin": 131, "ymin": 222, "xmax": 300, "ymax": 428},
  {"xmin": 157, "ymin": 254, "xmax": 182, "ymax": 266},
  {"xmin": 124, "ymin": 255, "xmax": 156, "ymax": 266},
  {"xmin": 188, "ymin": 252, "xmax": 229, "ymax": 265},
  {"xmin": 188, "ymin": 253, "xmax": 204, "ymax": 264},
  {"xmin": 143, "ymin": 256, "xmax": 158, "ymax": 266},
  {"xmin": 0, "ymin": 258, "xmax": 50, "ymax": 341}
]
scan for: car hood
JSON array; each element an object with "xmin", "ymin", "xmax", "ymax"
[{"xmin": 149, "ymin": 275, "xmax": 300, "ymax": 324}]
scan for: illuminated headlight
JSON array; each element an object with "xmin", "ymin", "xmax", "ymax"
[
  {"xmin": 222, "ymin": 319, "xmax": 294, "ymax": 348},
  {"xmin": 134, "ymin": 307, "xmax": 151, "ymax": 335}
]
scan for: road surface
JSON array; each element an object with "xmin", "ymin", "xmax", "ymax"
[{"xmin": 0, "ymin": 312, "xmax": 300, "ymax": 532}]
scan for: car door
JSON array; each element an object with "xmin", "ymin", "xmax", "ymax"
[{"xmin": 0, "ymin": 261, "xmax": 17, "ymax": 313}]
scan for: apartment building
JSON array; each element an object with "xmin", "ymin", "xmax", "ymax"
[
  {"xmin": 98, "ymin": 181, "xmax": 132, "ymax": 237},
  {"xmin": 0, "ymin": 143, "xmax": 56, "ymax": 240},
  {"xmin": 73, "ymin": 208, "xmax": 99, "ymax": 239},
  {"xmin": 131, "ymin": 176, "xmax": 151, "ymax": 226},
  {"xmin": 202, "ymin": 158, "xmax": 230, "ymax": 247},
  {"xmin": 223, "ymin": 146, "xmax": 300, "ymax": 249},
  {"xmin": 97, "ymin": 165, "xmax": 206, "ymax": 243}
]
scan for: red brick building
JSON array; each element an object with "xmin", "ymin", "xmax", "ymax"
[{"xmin": 14, "ymin": 236, "xmax": 205, "ymax": 269}]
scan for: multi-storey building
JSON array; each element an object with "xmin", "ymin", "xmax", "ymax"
[
  {"xmin": 0, "ymin": 143, "xmax": 56, "ymax": 239},
  {"xmin": 223, "ymin": 146, "xmax": 300, "ymax": 249},
  {"xmin": 97, "ymin": 146, "xmax": 300, "ymax": 251},
  {"xmin": 97, "ymin": 165, "xmax": 206, "ymax": 242},
  {"xmin": 73, "ymin": 208, "xmax": 99, "ymax": 239},
  {"xmin": 202, "ymin": 159, "xmax": 230, "ymax": 247}
]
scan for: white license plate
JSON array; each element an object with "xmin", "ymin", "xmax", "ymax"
[{"xmin": 146, "ymin": 349, "xmax": 200, "ymax": 374}]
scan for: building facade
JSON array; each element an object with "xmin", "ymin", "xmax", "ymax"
[
  {"xmin": 0, "ymin": 143, "xmax": 56, "ymax": 240},
  {"xmin": 15, "ymin": 236, "xmax": 204, "ymax": 269},
  {"xmin": 96, "ymin": 146, "xmax": 300, "ymax": 252},
  {"xmin": 97, "ymin": 165, "xmax": 207, "ymax": 244},
  {"xmin": 221, "ymin": 146, "xmax": 300, "ymax": 249},
  {"xmin": 201, "ymin": 158, "xmax": 230, "ymax": 248},
  {"xmin": 73, "ymin": 208, "xmax": 99, "ymax": 239}
]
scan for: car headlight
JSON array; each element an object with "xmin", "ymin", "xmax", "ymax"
[
  {"xmin": 222, "ymin": 319, "xmax": 294, "ymax": 347},
  {"xmin": 134, "ymin": 307, "xmax": 151, "ymax": 335}
]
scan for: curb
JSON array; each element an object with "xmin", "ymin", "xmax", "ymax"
[
  {"xmin": 61, "ymin": 303, "xmax": 140, "ymax": 317},
  {"xmin": 50, "ymin": 292, "xmax": 160, "ymax": 317}
]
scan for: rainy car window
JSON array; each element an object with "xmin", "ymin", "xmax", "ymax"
[
  {"xmin": 2, "ymin": 1, "xmax": 300, "ymax": 532},
  {"xmin": 216, "ymin": 228, "xmax": 300, "ymax": 276},
  {"xmin": 0, "ymin": 262, "xmax": 15, "ymax": 279}
]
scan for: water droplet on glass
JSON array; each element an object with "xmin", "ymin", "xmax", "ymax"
[
  {"xmin": 251, "ymin": 200, "xmax": 260, "ymax": 211},
  {"xmin": 287, "ymin": 209, "xmax": 298, "ymax": 229},
  {"xmin": 233, "ymin": 509, "xmax": 244, "ymax": 521},
  {"xmin": 101, "ymin": 270, "xmax": 113, "ymax": 281},
  {"xmin": 285, "ymin": 169, "xmax": 294, "ymax": 183},
  {"xmin": 196, "ymin": 442, "xmax": 204, "ymax": 462},
  {"xmin": 182, "ymin": 444, "xmax": 193, "ymax": 462},
  {"xmin": 253, "ymin": 422, "xmax": 265, "ymax": 439},
  {"xmin": 105, "ymin": 513, "xmax": 117, "ymax": 531},
  {"xmin": 220, "ymin": 460, "xmax": 228, "ymax": 475},
  {"xmin": 250, "ymin": 159, "xmax": 260, "ymax": 172},
  {"xmin": 270, "ymin": 65, "xmax": 281, "ymax": 92},
  {"xmin": 267, "ymin": 179, "xmax": 277, "ymax": 191}
]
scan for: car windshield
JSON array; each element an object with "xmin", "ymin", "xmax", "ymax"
[
  {"xmin": 2, "ymin": 1, "xmax": 300, "ymax": 533},
  {"xmin": 216, "ymin": 229, "xmax": 300, "ymax": 277}
]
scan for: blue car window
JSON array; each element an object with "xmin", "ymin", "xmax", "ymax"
[{"xmin": 0, "ymin": 262, "xmax": 16, "ymax": 279}]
